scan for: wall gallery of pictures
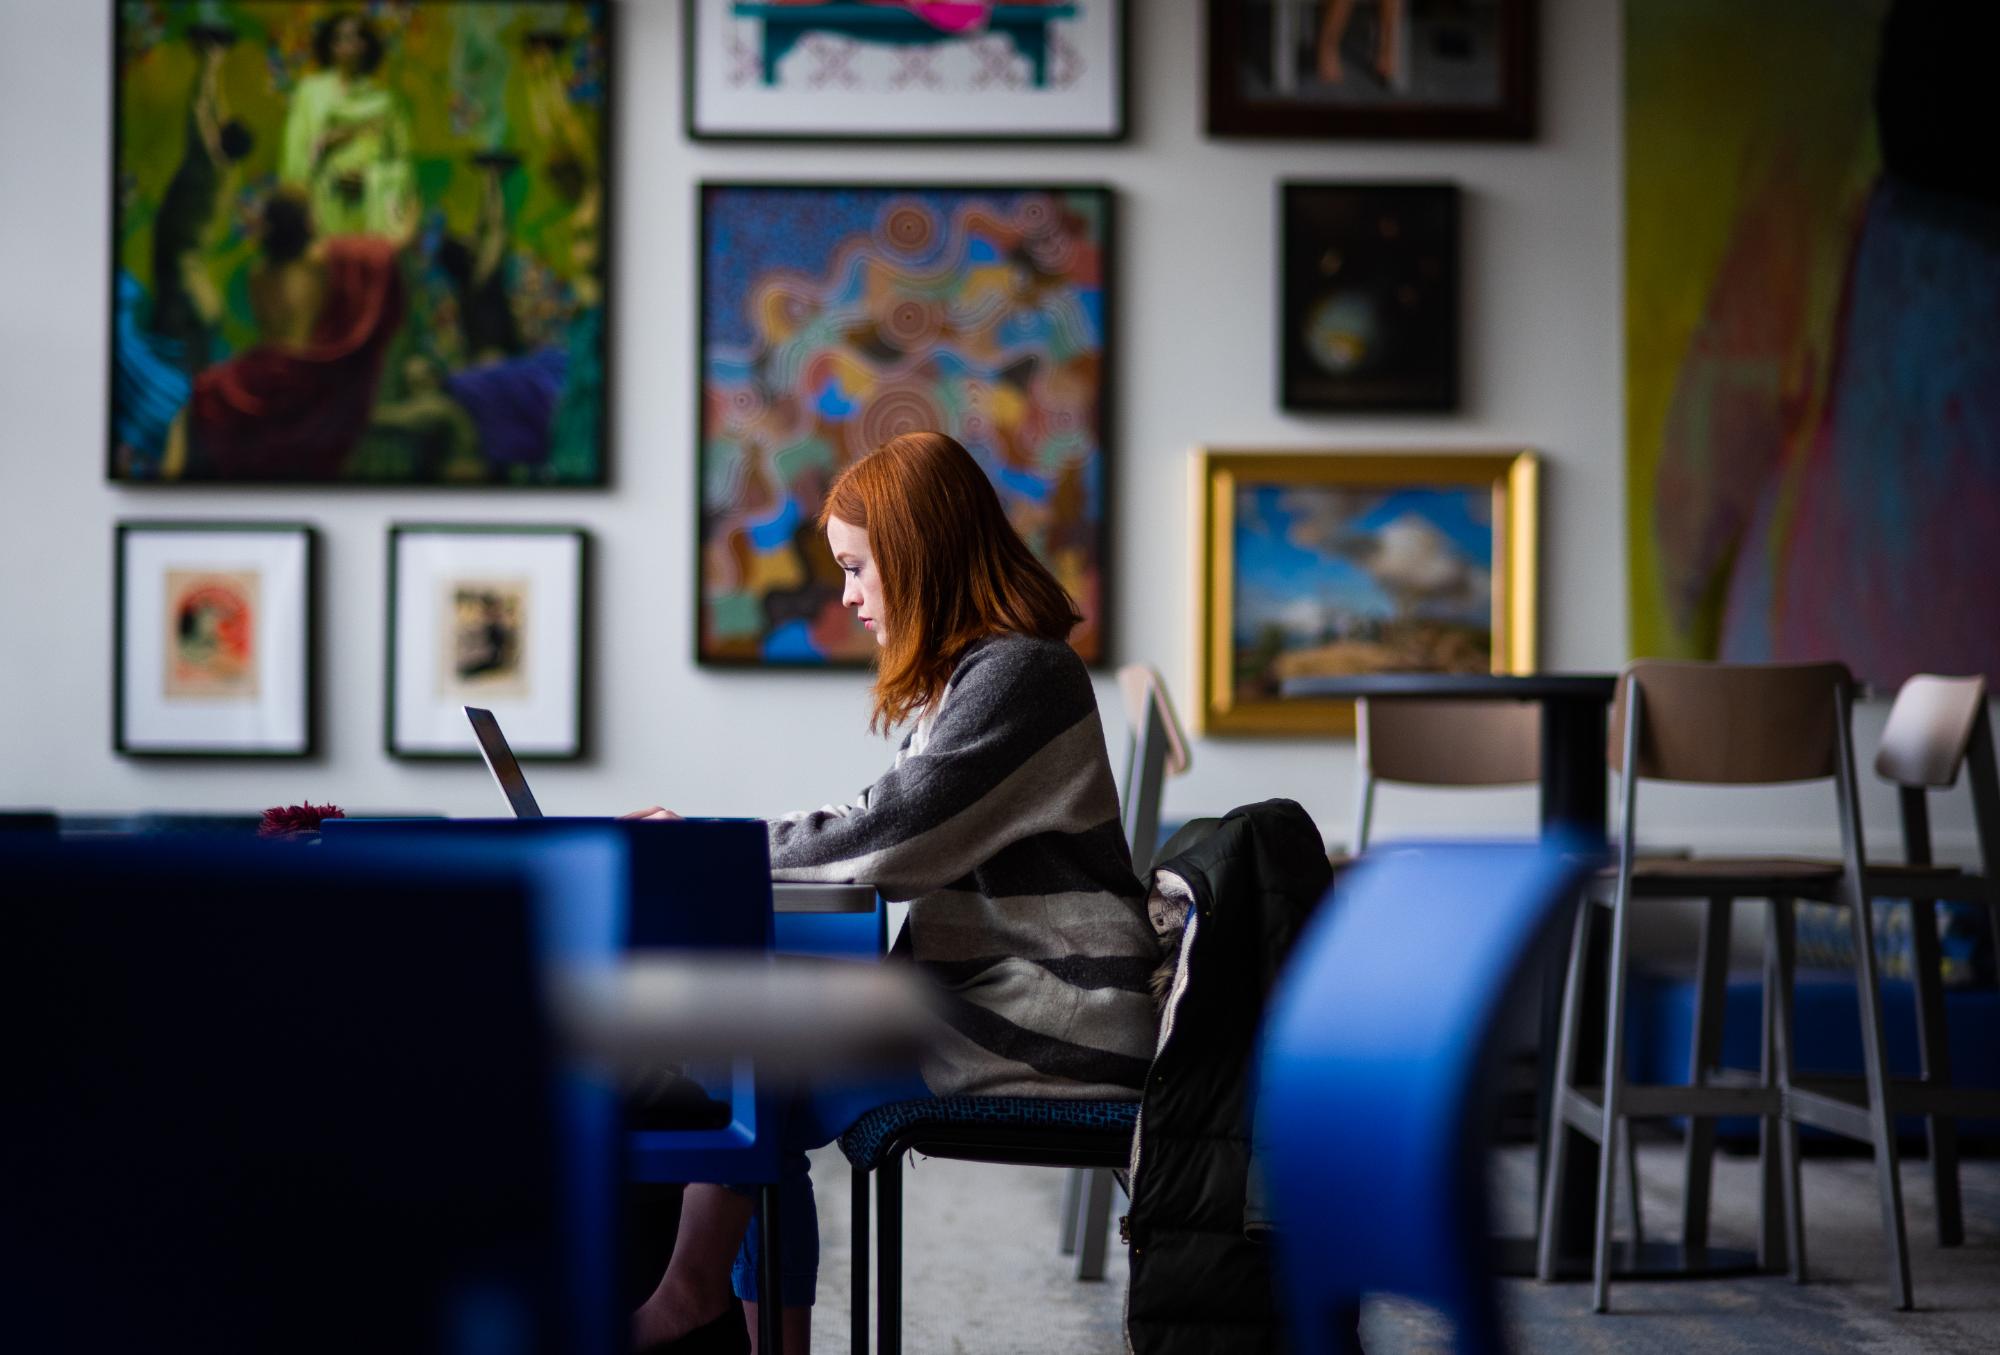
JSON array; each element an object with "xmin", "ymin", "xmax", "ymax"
[{"xmin": 108, "ymin": 0, "xmax": 1553, "ymax": 760}]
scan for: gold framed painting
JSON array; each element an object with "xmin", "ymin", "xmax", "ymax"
[{"xmin": 1193, "ymin": 449, "xmax": 1538, "ymax": 736}]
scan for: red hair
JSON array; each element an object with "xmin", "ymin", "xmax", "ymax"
[{"xmin": 819, "ymin": 432, "xmax": 1082, "ymax": 732}]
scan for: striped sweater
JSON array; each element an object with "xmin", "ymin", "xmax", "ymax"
[{"xmin": 767, "ymin": 633, "xmax": 1160, "ymax": 1099}]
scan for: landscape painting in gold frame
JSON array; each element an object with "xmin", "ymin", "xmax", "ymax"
[{"xmin": 1193, "ymin": 449, "xmax": 1537, "ymax": 736}]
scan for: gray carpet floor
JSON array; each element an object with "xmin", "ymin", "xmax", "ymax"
[{"xmin": 804, "ymin": 1142, "xmax": 2000, "ymax": 1353}]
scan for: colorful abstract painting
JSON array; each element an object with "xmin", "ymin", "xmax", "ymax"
[
  {"xmin": 112, "ymin": 2, "xmax": 608, "ymax": 484},
  {"xmin": 698, "ymin": 183, "xmax": 1111, "ymax": 666},
  {"xmin": 1627, "ymin": 0, "xmax": 2000, "ymax": 687},
  {"xmin": 686, "ymin": 1, "xmax": 1125, "ymax": 140}
]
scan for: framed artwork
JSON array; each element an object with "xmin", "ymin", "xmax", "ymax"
[
  {"xmin": 115, "ymin": 521, "xmax": 316, "ymax": 757},
  {"xmin": 685, "ymin": 0, "xmax": 1126, "ymax": 141},
  {"xmin": 110, "ymin": 2, "xmax": 610, "ymax": 485},
  {"xmin": 1281, "ymin": 182, "xmax": 1459, "ymax": 412},
  {"xmin": 1627, "ymin": 0, "xmax": 2000, "ymax": 690},
  {"xmin": 1193, "ymin": 449, "xmax": 1537, "ymax": 736},
  {"xmin": 386, "ymin": 525, "xmax": 587, "ymax": 760},
  {"xmin": 697, "ymin": 182, "xmax": 1113, "ymax": 666},
  {"xmin": 1206, "ymin": 0, "xmax": 1536, "ymax": 140}
]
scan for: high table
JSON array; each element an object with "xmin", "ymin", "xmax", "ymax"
[{"xmin": 1279, "ymin": 671, "xmax": 1758, "ymax": 1281}]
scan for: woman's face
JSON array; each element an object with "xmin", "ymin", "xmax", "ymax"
[
  {"xmin": 826, "ymin": 516, "xmax": 887, "ymax": 647},
  {"xmin": 331, "ymin": 18, "xmax": 367, "ymax": 74}
]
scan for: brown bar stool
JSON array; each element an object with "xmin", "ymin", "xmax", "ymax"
[
  {"xmin": 1538, "ymin": 660, "xmax": 1917, "ymax": 1312},
  {"xmin": 1353, "ymin": 696, "xmax": 1646, "ymax": 1245}
]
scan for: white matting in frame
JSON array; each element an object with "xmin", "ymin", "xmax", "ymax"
[
  {"xmin": 116, "ymin": 523, "xmax": 314, "ymax": 757},
  {"xmin": 388, "ymin": 525, "xmax": 586, "ymax": 759},
  {"xmin": 686, "ymin": 0, "xmax": 1125, "ymax": 140}
]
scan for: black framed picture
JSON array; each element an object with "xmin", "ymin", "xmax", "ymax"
[
  {"xmin": 115, "ymin": 521, "xmax": 317, "ymax": 757},
  {"xmin": 109, "ymin": 1, "xmax": 611, "ymax": 485},
  {"xmin": 386, "ymin": 524, "xmax": 587, "ymax": 760},
  {"xmin": 696, "ymin": 182, "xmax": 1114, "ymax": 667},
  {"xmin": 685, "ymin": 0, "xmax": 1127, "ymax": 142},
  {"xmin": 1281, "ymin": 181, "xmax": 1459, "ymax": 412},
  {"xmin": 1208, "ymin": 0, "xmax": 1536, "ymax": 140}
]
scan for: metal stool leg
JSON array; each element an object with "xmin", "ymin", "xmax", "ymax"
[
  {"xmin": 1057, "ymin": 1167, "xmax": 1083, "ymax": 1256},
  {"xmin": 1682, "ymin": 895, "xmax": 1734, "ymax": 1250},
  {"xmin": 1769, "ymin": 896, "xmax": 1807, "ymax": 1282},
  {"xmin": 756, "ymin": 1184, "xmax": 785, "ymax": 1355},
  {"xmin": 1757, "ymin": 900, "xmax": 1787, "ymax": 1273},
  {"xmin": 1536, "ymin": 896, "xmax": 1592, "ymax": 1281},
  {"xmin": 1908, "ymin": 895, "xmax": 1964, "ymax": 1246},
  {"xmin": 1074, "ymin": 1167, "xmax": 1116, "ymax": 1280},
  {"xmin": 877, "ymin": 1154, "xmax": 903, "ymax": 1355},
  {"xmin": 1592, "ymin": 888, "xmax": 1635, "ymax": 1314},
  {"xmin": 851, "ymin": 1166, "xmax": 870, "ymax": 1355},
  {"xmin": 1847, "ymin": 885, "xmax": 1914, "ymax": 1309}
]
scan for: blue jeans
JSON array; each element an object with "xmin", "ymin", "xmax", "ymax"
[{"xmin": 728, "ymin": 1066, "xmax": 931, "ymax": 1307}]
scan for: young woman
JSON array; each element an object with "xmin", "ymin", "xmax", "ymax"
[{"xmin": 625, "ymin": 431, "xmax": 1159, "ymax": 1352}]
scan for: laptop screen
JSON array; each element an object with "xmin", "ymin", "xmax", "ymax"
[{"xmin": 464, "ymin": 707, "xmax": 543, "ymax": 818}]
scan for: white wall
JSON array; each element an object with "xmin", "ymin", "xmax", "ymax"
[{"xmin": 0, "ymin": 0, "xmax": 1984, "ymax": 860}]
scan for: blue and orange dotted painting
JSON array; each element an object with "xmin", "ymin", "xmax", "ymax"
[{"xmin": 698, "ymin": 184, "xmax": 1110, "ymax": 666}]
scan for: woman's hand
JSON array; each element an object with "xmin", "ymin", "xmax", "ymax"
[{"xmin": 619, "ymin": 806, "xmax": 682, "ymax": 821}]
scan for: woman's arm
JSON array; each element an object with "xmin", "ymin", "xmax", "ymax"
[{"xmin": 767, "ymin": 639, "xmax": 1116, "ymax": 899}]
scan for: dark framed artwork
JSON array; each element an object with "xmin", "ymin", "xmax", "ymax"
[
  {"xmin": 696, "ymin": 182, "xmax": 1114, "ymax": 667},
  {"xmin": 1281, "ymin": 182, "xmax": 1459, "ymax": 412},
  {"xmin": 1207, "ymin": 0, "xmax": 1535, "ymax": 139},
  {"xmin": 115, "ymin": 521, "xmax": 317, "ymax": 757},
  {"xmin": 386, "ymin": 524, "xmax": 587, "ymax": 760},
  {"xmin": 109, "ymin": 2, "xmax": 610, "ymax": 485},
  {"xmin": 685, "ymin": 0, "xmax": 1127, "ymax": 142}
]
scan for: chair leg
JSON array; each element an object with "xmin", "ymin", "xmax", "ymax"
[
  {"xmin": 1846, "ymin": 887, "xmax": 1914, "ymax": 1309},
  {"xmin": 1075, "ymin": 1167, "xmax": 1116, "ymax": 1280},
  {"xmin": 1769, "ymin": 896, "xmax": 1806, "ymax": 1283},
  {"xmin": 1907, "ymin": 895, "xmax": 1964, "ymax": 1247},
  {"xmin": 1681, "ymin": 895, "xmax": 1733, "ymax": 1251},
  {"xmin": 1057, "ymin": 1167, "xmax": 1083, "ymax": 1256},
  {"xmin": 1592, "ymin": 890, "xmax": 1635, "ymax": 1314},
  {"xmin": 1622, "ymin": 1120, "xmax": 1644, "ymax": 1248},
  {"xmin": 1756, "ymin": 902, "xmax": 1785, "ymax": 1273},
  {"xmin": 757, "ymin": 1184, "xmax": 785, "ymax": 1355},
  {"xmin": 1537, "ymin": 897, "xmax": 1592, "ymax": 1281},
  {"xmin": 876, "ymin": 1153, "xmax": 903, "ymax": 1355},
  {"xmin": 851, "ymin": 1165, "xmax": 870, "ymax": 1355}
]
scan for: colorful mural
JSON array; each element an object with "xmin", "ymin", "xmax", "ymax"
[
  {"xmin": 1626, "ymin": 0, "xmax": 2000, "ymax": 687},
  {"xmin": 112, "ymin": 2, "xmax": 608, "ymax": 484},
  {"xmin": 698, "ymin": 184, "xmax": 1110, "ymax": 666}
]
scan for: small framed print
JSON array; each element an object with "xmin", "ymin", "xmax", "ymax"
[
  {"xmin": 1282, "ymin": 182, "xmax": 1459, "ymax": 412},
  {"xmin": 115, "ymin": 521, "xmax": 316, "ymax": 757},
  {"xmin": 386, "ymin": 524, "xmax": 587, "ymax": 760}
]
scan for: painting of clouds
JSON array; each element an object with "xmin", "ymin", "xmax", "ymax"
[{"xmin": 1232, "ymin": 481, "xmax": 1494, "ymax": 701}]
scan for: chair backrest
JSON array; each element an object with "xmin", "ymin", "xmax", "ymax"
[
  {"xmin": 1876, "ymin": 674, "xmax": 1988, "ymax": 789},
  {"xmin": 1, "ymin": 834, "xmax": 616, "ymax": 1355},
  {"xmin": 1608, "ymin": 659, "xmax": 1853, "ymax": 784},
  {"xmin": 1255, "ymin": 841, "xmax": 1591, "ymax": 1354},
  {"xmin": 1118, "ymin": 664, "xmax": 1191, "ymax": 874},
  {"xmin": 1352, "ymin": 698, "xmax": 1540, "ymax": 853}
]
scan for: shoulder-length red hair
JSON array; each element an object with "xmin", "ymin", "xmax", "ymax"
[{"xmin": 819, "ymin": 431, "xmax": 1082, "ymax": 732}]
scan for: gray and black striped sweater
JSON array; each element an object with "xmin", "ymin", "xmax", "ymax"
[{"xmin": 767, "ymin": 632, "xmax": 1160, "ymax": 1100}]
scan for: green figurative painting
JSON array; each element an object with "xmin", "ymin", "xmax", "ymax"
[{"xmin": 112, "ymin": 2, "xmax": 608, "ymax": 484}]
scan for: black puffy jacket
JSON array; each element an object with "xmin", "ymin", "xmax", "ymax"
[{"xmin": 1123, "ymin": 799, "xmax": 1334, "ymax": 1355}]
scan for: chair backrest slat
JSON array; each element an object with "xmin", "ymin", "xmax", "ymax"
[
  {"xmin": 1608, "ymin": 659, "xmax": 1851, "ymax": 784},
  {"xmin": 1361, "ymin": 698, "xmax": 1539, "ymax": 787},
  {"xmin": 1117, "ymin": 664, "xmax": 1190, "ymax": 875},
  {"xmin": 1876, "ymin": 674, "xmax": 1988, "ymax": 789}
]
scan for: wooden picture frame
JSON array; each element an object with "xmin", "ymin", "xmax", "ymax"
[
  {"xmin": 1193, "ymin": 448, "xmax": 1538, "ymax": 736},
  {"xmin": 1206, "ymin": 0, "xmax": 1536, "ymax": 140}
]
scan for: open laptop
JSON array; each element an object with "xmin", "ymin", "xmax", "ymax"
[{"xmin": 463, "ymin": 706, "xmax": 873, "ymax": 918}]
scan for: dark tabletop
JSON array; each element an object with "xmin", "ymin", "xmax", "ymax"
[{"xmin": 1279, "ymin": 672, "xmax": 1617, "ymax": 700}]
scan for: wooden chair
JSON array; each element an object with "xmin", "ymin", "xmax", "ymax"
[
  {"xmin": 1056, "ymin": 664, "xmax": 1193, "ymax": 1281},
  {"xmin": 1539, "ymin": 660, "xmax": 1918, "ymax": 1312}
]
